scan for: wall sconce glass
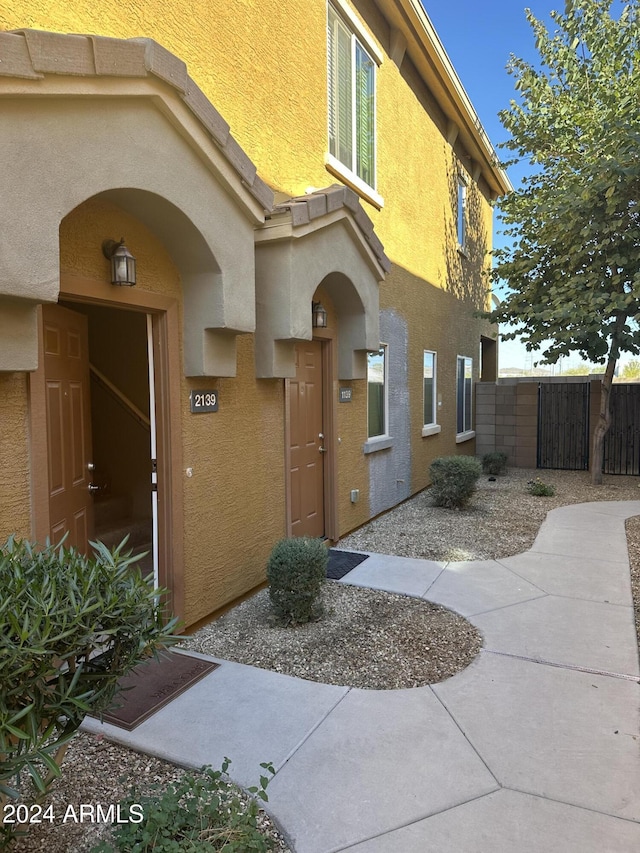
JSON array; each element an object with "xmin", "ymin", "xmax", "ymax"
[
  {"xmin": 312, "ymin": 301, "xmax": 327, "ymax": 328},
  {"xmin": 102, "ymin": 238, "xmax": 137, "ymax": 286}
]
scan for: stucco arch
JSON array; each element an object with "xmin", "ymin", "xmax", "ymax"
[
  {"xmin": 0, "ymin": 30, "xmax": 273, "ymax": 376},
  {"xmin": 254, "ymin": 187, "xmax": 389, "ymax": 379}
]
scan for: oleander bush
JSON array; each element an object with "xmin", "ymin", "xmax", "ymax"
[
  {"xmin": 481, "ymin": 451, "xmax": 509, "ymax": 476},
  {"xmin": 0, "ymin": 535, "xmax": 178, "ymax": 842},
  {"xmin": 266, "ymin": 537, "xmax": 327, "ymax": 625},
  {"xmin": 429, "ymin": 455, "xmax": 482, "ymax": 509},
  {"xmin": 92, "ymin": 759, "xmax": 276, "ymax": 853}
]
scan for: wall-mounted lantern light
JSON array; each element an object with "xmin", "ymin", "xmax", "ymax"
[
  {"xmin": 102, "ymin": 238, "xmax": 137, "ymax": 286},
  {"xmin": 312, "ymin": 301, "xmax": 327, "ymax": 328}
]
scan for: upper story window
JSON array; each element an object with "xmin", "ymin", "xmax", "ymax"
[
  {"xmin": 367, "ymin": 345, "xmax": 387, "ymax": 438},
  {"xmin": 327, "ymin": 3, "xmax": 377, "ymax": 193},
  {"xmin": 457, "ymin": 175, "xmax": 468, "ymax": 251}
]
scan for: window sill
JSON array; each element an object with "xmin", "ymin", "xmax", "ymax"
[
  {"xmin": 421, "ymin": 424, "xmax": 441, "ymax": 438},
  {"xmin": 457, "ymin": 244, "xmax": 469, "ymax": 259},
  {"xmin": 325, "ymin": 153, "xmax": 384, "ymax": 210},
  {"xmin": 364, "ymin": 435, "xmax": 393, "ymax": 454},
  {"xmin": 456, "ymin": 429, "xmax": 476, "ymax": 444}
]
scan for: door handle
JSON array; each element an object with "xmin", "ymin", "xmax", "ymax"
[
  {"xmin": 88, "ymin": 483, "xmax": 101, "ymax": 494},
  {"xmin": 319, "ymin": 446, "xmax": 328, "ymax": 453}
]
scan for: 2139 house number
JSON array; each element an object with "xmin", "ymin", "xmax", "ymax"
[{"xmin": 190, "ymin": 390, "xmax": 219, "ymax": 413}]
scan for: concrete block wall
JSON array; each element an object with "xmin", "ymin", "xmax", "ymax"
[
  {"xmin": 475, "ymin": 377, "xmax": 603, "ymax": 470},
  {"xmin": 475, "ymin": 381, "xmax": 528, "ymax": 466}
]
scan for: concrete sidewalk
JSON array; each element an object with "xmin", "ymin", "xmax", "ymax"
[{"xmin": 83, "ymin": 501, "xmax": 640, "ymax": 852}]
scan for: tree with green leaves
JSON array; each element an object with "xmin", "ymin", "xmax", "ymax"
[{"xmin": 487, "ymin": 0, "xmax": 640, "ymax": 484}]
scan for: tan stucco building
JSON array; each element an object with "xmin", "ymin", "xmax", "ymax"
[{"xmin": 0, "ymin": 0, "xmax": 510, "ymax": 627}]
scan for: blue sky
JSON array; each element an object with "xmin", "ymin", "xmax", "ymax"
[{"xmin": 421, "ymin": 1, "xmax": 593, "ymax": 371}]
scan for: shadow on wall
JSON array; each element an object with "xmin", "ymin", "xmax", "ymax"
[{"xmin": 442, "ymin": 161, "xmax": 490, "ymax": 309}]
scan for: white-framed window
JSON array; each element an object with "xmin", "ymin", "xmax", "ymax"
[
  {"xmin": 423, "ymin": 350, "xmax": 438, "ymax": 431},
  {"xmin": 327, "ymin": 2, "xmax": 377, "ymax": 192},
  {"xmin": 456, "ymin": 355, "xmax": 473, "ymax": 436},
  {"xmin": 457, "ymin": 175, "xmax": 468, "ymax": 250},
  {"xmin": 367, "ymin": 345, "xmax": 387, "ymax": 438}
]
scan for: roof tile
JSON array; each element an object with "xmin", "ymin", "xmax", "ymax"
[
  {"xmin": 91, "ymin": 36, "xmax": 147, "ymax": 77},
  {"xmin": 183, "ymin": 76, "xmax": 230, "ymax": 147},
  {"xmin": 0, "ymin": 33, "xmax": 41, "ymax": 79},
  {"xmin": 19, "ymin": 29, "xmax": 95, "ymax": 76},
  {"xmin": 142, "ymin": 39, "xmax": 188, "ymax": 93}
]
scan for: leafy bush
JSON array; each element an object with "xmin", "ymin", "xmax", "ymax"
[
  {"xmin": 266, "ymin": 537, "xmax": 327, "ymax": 625},
  {"xmin": 526, "ymin": 477, "xmax": 556, "ymax": 497},
  {"xmin": 92, "ymin": 759, "xmax": 276, "ymax": 853},
  {"xmin": 481, "ymin": 451, "xmax": 508, "ymax": 476},
  {"xmin": 0, "ymin": 536, "xmax": 178, "ymax": 833},
  {"xmin": 429, "ymin": 456, "xmax": 482, "ymax": 509}
]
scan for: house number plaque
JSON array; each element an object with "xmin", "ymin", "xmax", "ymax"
[
  {"xmin": 190, "ymin": 390, "xmax": 219, "ymax": 413},
  {"xmin": 339, "ymin": 387, "xmax": 352, "ymax": 402}
]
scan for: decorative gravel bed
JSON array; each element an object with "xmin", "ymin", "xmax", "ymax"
[
  {"xmin": 180, "ymin": 585, "xmax": 482, "ymax": 689},
  {"xmin": 10, "ymin": 467, "xmax": 640, "ymax": 852}
]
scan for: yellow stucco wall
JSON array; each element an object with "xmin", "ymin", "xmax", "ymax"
[
  {"xmin": 59, "ymin": 199, "xmax": 286, "ymax": 626},
  {"xmin": 1, "ymin": 0, "xmax": 495, "ymax": 292},
  {"xmin": 1, "ymin": 0, "xmax": 499, "ymax": 617},
  {"xmin": 0, "ymin": 372, "xmax": 31, "ymax": 541}
]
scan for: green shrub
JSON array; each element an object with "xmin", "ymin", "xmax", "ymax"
[
  {"xmin": 266, "ymin": 537, "xmax": 327, "ymax": 625},
  {"xmin": 0, "ymin": 536, "xmax": 178, "ymax": 836},
  {"xmin": 481, "ymin": 451, "xmax": 508, "ymax": 475},
  {"xmin": 92, "ymin": 759, "xmax": 276, "ymax": 853},
  {"xmin": 429, "ymin": 455, "xmax": 482, "ymax": 509},
  {"xmin": 526, "ymin": 477, "xmax": 556, "ymax": 497}
]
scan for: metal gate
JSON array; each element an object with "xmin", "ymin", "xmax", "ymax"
[
  {"xmin": 537, "ymin": 383, "xmax": 590, "ymax": 470},
  {"xmin": 603, "ymin": 384, "xmax": 640, "ymax": 474}
]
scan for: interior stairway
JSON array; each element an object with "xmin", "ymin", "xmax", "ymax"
[{"xmin": 93, "ymin": 495, "xmax": 153, "ymax": 577}]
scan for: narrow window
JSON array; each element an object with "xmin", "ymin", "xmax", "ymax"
[
  {"xmin": 457, "ymin": 177, "xmax": 467, "ymax": 249},
  {"xmin": 367, "ymin": 346, "xmax": 387, "ymax": 438},
  {"xmin": 423, "ymin": 351, "xmax": 437, "ymax": 428},
  {"xmin": 328, "ymin": 4, "xmax": 376, "ymax": 188},
  {"xmin": 457, "ymin": 355, "xmax": 473, "ymax": 434}
]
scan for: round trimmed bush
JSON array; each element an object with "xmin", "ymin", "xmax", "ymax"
[
  {"xmin": 481, "ymin": 451, "xmax": 508, "ymax": 475},
  {"xmin": 267, "ymin": 537, "xmax": 327, "ymax": 625},
  {"xmin": 429, "ymin": 455, "xmax": 482, "ymax": 509}
]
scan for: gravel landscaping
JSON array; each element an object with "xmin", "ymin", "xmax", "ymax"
[{"xmin": 9, "ymin": 466, "xmax": 640, "ymax": 852}]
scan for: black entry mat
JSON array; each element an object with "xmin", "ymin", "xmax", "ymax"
[
  {"xmin": 327, "ymin": 549, "xmax": 369, "ymax": 580},
  {"xmin": 92, "ymin": 652, "xmax": 218, "ymax": 731}
]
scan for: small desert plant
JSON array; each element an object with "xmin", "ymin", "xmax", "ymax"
[
  {"xmin": 429, "ymin": 455, "xmax": 482, "ymax": 509},
  {"xmin": 526, "ymin": 477, "xmax": 556, "ymax": 497},
  {"xmin": 481, "ymin": 451, "xmax": 508, "ymax": 476},
  {"xmin": 92, "ymin": 759, "xmax": 276, "ymax": 853},
  {"xmin": 0, "ymin": 535, "xmax": 179, "ymax": 843},
  {"xmin": 266, "ymin": 537, "xmax": 327, "ymax": 625}
]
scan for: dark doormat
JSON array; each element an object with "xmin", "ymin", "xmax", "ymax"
[
  {"xmin": 327, "ymin": 549, "xmax": 369, "ymax": 580},
  {"xmin": 93, "ymin": 652, "xmax": 219, "ymax": 731}
]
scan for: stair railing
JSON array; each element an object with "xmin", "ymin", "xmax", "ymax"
[{"xmin": 89, "ymin": 363, "xmax": 151, "ymax": 431}]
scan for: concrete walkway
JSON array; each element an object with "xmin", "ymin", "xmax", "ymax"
[{"xmin": 83, "ymin": 501, "xmax": 640, "ymax": 852}]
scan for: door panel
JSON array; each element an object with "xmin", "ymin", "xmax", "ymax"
[
  {"xmin": 43, "ymin": 304, "xmax": 94, "ymax": 552},
  {"xmin": 289, "ymin": 340, "xmax": 324, "ymax": 537}
]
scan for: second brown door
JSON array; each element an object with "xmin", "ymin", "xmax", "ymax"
[{"xmin": 288, "ymin": 340, "xmax": 325, "ymax": 538}]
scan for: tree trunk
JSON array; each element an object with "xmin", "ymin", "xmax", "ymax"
[{"xmin": 591, "ymin": 355, "xmax": 617, "ymax": 485}]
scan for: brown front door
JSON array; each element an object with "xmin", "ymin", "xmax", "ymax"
[
  {"xmin": 289, "ymin": 340, "xmax": 325, "ymax": 538},
  {"xmin": 43, "ymin": 303, "xmax": 94, "ymax": 551}
]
